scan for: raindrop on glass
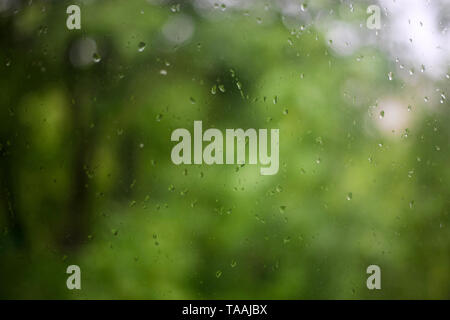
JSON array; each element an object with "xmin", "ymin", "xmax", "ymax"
[
  {"xmin": 93, "ymin": 53, "xmax": 101, "ymax": 63},
  {"xmin": 138, "ymin": 42, "xmax": 146, "ymax": 52}
]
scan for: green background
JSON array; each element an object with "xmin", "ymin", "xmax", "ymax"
[{"xmin": 0, "ymin": 0, "xmax": 448, "ymax": 299}]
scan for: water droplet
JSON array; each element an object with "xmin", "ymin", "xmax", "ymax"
[
  {"xmin": 189, "ymin": 97, "xmax": 196, "ymax": 104},
  {"xmin": 279, "ymin": 205, "xmax": 286, "ymax": 213},
  {"xmin": 236, "ymin": 81, "xmax": 242, "ymax": 90},
  {"xmin": 170, "ymin": 4, "xmax": 180, "ymax": 13},
  {"xmin": 160, "ymin": 69, "xmax": 167, "ymax": 76},
  {"xmin": 300, "ymin": 3, "xmax": 308, "ymax": 12},
  {"xmin": 138, "ymin": 41, "xmax": 146, "ymax": 52},
  {"xmin": 218, "ymin": 84, "xmax": 226, "ymax": 93},
  {"xmin": 401, "ymin": 128, "xmax": 410, "ymax": 139},
  {"xmin": 379, "ymin": 110, "xmax": 384, "ymax": 119},
  {"xmin": 420, "ymin": 64, "xmax": 425, "ymax": 72},
  {"xmin": 387, "ymin": 72, "xmax": 393, "ymax": 81},
  {"xmin": 211, "ymin": 85, "xmax": 217, "ymax": 95},
  {"xmin": 156, "ymin": 114, "xmax": 163, "ymax": 122},
  {"xmin": 346, "ymin": 192, "xmax": 352, "ymax": 201},
  {"xmin": 230, "ymin": 260, "xmax": 237, "ymax": 268},
  {"xmin": 92, "ymin": 53, "xmax": 101, "ymax": 63},
  {"xmin": 215, "ymin": 270, "xmax": 222, "ymax": 278}
]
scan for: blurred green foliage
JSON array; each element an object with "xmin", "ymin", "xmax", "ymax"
[{"xmin": 0, "ymin": 0, "xmax": 448, "ymax": 299}]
